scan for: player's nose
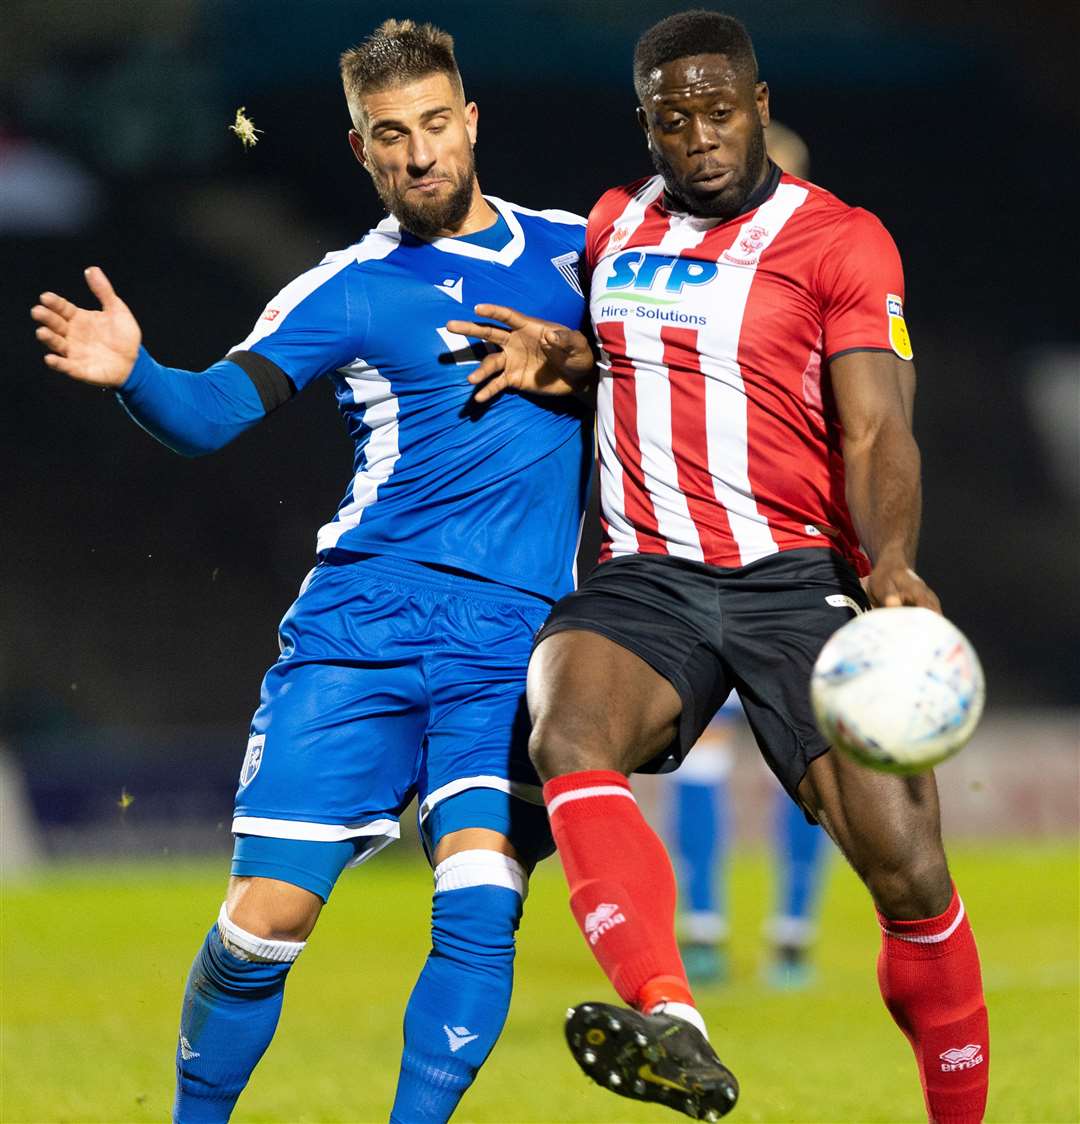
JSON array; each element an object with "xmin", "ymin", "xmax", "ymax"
[{"xmin": 685, "ymin": 115, "xmax": 719, "ymax": 155}]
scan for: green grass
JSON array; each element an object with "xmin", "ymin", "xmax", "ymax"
[{"xmin": 3, "ymin": 841, "xmax": 1077, "ymax": 1123}]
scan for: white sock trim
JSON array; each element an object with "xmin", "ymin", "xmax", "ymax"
[
  {"xmin": 433, "ymin": 849, "xmax": 529, "ymax": 901},
  {"xmin": 546, "ymin": 785, "xmax": 635, "ymax": 816},
  {"xmin": 766, "ymin": 915, "xmax": 816, "ymax": 948},
  {"xmin": 217, "ymin": 903, "xmax": 307, "ymax": 963},
  {"xmin": 880, "ymin": 898, "xmax": 965, "ymax": 944},
  {"xmin": 649, "ymin": 1000, "xmax": 708, "ymax": 1040}
]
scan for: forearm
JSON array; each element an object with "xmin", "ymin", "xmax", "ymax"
[
  {"xmin": 843, "ymin": 422, "xmax": 923, "ymax": 567},
  {"xmin": 117, "ymin": 347, "xmax": 267, "ymax": 457}
]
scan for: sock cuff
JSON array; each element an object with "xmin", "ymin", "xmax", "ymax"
[
  {"xmin": 543, "ymin": 770, "xmax": 633, "ymax": 815},
  {"xmin": 878, "ymin": 885, "xmax": 966, "ymax": 945},
  {"xmin": 217, "ymin": 903, "xmax": 307, "ymax": 963},
  {"xmin": 433, "ymin": 849, "xmax": 529, "ymax": 900}
]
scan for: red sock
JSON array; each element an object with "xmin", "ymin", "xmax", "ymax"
[
  {"xmin": 544, "ymin": 770, "xmax": 693, "ymax": 1011},
  {"xmin": 877, "ymin": 885, "xmax": 989, "ymax": 1124}
]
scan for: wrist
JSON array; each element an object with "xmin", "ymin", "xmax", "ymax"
[{"xmin": 117, "ymin": 346, "xmax": 154, "ymax": 394}]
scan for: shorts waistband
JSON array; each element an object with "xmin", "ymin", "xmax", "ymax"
[{"xmin": 317, "ymin": 552, "xmax": 552, "ymax": 609}]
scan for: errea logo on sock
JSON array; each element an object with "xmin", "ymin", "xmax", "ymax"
[
  {"xmin": 584, "ymin": 902, "xmax": 626, "ymax": 946},
  {"xmin": 939, "ymin": 1044, "xmax": 983, "ymax": 1071}
]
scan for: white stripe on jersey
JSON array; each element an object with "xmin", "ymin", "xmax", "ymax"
[
  {"xmin": 316, "ymin": 363, "xmax": 401, "ymax": 552},
  {"xmin": 596, "ymin": 372, "xmax": 636, "ymax": 556},
  {"xmin": 501, "ymin": 200, "xmax": 587, "ymax": 227},
  {"xmin": 699, "ymin": 183, "xmax": 809, "ymax": 564},
  {"xmin": 626, "ymin": 321, "xmax": 704, "ymax": 561},
  {"xmin": 598, "ymin": 176, "xmax": 665, "ymax": 257},
  {"xmin": 231, "ymin": 230, "xmax": 398, "ymax": 353},
  {"xmin": 618, "ymin": 214, "xmax": 718, "ymax": 560}
]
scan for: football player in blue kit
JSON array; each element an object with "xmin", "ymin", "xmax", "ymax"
[{"xmin": 31, "ymin": 20, "xmax": 591, "ymax": 1124}]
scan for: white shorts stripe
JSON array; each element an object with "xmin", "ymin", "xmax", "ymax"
[
  {"xmin": 417, "ymin": 774, "xmax": 545, "ymax": 825},
  {"xmin": 231, "ymin": 815, "xmax": 400, "ymax": 843},
  {"xmin": 545, "ymin": 784, "xmax": 635, "ymax": 817}
]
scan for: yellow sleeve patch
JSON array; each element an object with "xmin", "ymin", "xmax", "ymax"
[{"xmin": 886, "ymin": 293, "xmax": 914, "ymax": 360}]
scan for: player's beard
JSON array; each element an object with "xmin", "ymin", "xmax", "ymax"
[
  {"xmin": 376, "ymin": 154, "xmax": 476, "ymax": 240},
  {"xmin": 651, "ymin": 125, "xmax": 768, "ymax": 220}
]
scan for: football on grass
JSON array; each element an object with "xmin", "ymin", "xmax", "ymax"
[{"xmin": 810, "ymin": 606, "xmax": 985, "ymax": 774}]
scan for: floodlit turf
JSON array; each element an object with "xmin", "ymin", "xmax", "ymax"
[{"xmin": 3, "ymin": 841, "xmax": 1077, "ymax": 1123}]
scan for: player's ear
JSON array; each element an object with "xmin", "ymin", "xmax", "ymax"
[
  {"xmin": 348, "ymin": 129, "xmax": 368, "ymax": 167},
  {"xmin": 636, "ymin": 105, "xmax": 653, "ymax": 150},
  {"xmin": 464, "ymin": 100, "xmax": 478, "ymax": 146},
  {"xmin": 755, "ymin": 82, "xmax": 770, "ymax": 127}
]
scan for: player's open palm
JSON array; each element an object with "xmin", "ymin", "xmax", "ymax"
[
  {"xmin": 31, "ymin": 266, "xmax": 141, "ymax": 388},
  {"xmin": 447, "ymin": 303, "xmax": 594, "ymax": 403}
]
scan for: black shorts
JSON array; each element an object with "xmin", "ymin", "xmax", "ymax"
[{"xmin": 534, "ymin": 548, "xmax": 869, "ymax": 801}]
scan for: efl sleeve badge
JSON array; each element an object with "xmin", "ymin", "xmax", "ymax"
[{"xmin": 886, "ymin": 294, "xmax": 914, "ymax": 360}]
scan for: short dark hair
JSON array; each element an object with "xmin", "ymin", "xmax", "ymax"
[
  {"xmin": 340, "ymin": 18, "xmax": 462, "ymax": 126},
  {"xmin": 633, "ymin": 10, "xmax": 758, "ymax": 100}
]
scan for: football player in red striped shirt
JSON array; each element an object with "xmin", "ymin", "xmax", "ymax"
[{"xmin": 449, "ymin": 11, "xmax": 988, "ymax": 1122}]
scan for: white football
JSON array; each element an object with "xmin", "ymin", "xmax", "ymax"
[{"xmin": 810, "ymin": 606, "xmax": 985, "ymax": 774}]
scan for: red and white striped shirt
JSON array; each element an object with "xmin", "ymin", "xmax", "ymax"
[{"xmin": 586, "ymin": 170, "xmax": 913, "ymax": 577}]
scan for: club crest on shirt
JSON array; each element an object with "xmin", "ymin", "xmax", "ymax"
[
  {"xmin": 886, "ymin": 293, "xmax": 914, "ymax": 360},
  {"xmin": 550, "ymin": 251, "xmax": 583, "ymax": 297},
  {"xmin": 239, "ymin": 734, "xmax": 265, "ymax": 787}
]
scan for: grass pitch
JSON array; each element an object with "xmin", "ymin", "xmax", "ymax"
[{"xmin": 3, "ymin": 841, "xmax": 1077, "ymax": 1123}]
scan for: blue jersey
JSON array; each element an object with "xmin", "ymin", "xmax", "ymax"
[{"xmin": 231, "ymin": 198, "xmax": 592, "ymax": 602}]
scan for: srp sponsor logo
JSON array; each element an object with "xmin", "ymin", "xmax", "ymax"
[{"xmin": 605, "ymin": 251, "xmax": 718, "ymax": 297}]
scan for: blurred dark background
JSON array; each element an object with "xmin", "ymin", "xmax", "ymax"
[{"xmin": 2, "ymin": 1, "xmax": 1077, "ymax": 847}]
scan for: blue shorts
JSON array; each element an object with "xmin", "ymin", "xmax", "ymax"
[{"xmin": 231, "ymin": 554, "xmax": 553, "ymax": 899}]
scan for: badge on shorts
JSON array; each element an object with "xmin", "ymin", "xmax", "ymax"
[
  {"xmin": 239, "ymin": 734, "xmax": 265, "ymax": 787},
  {"xmin": 886, "ymin": 293, "xmax": 914, "ymax": 360}
]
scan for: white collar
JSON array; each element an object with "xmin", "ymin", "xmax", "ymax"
[{"xmin": 375, "ymin": 196, "xmax": 526, "ymax": 266}]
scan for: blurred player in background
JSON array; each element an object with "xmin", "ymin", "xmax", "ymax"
[
  {"xmin": 669, "ymin": 691, "xmax": 829, "ymax": 988},
  {"xmin": 669, "ymin": 121, "xmax": 828, "ymax": 991},
  {"xmin": 451, "ymin": 11, "xmax": 989, "ymax": 1122},
  {"xmin": 32, "ymin": 20, "xmax": 591, "ymax": 1124}
]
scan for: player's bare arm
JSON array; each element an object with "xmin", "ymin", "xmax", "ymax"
[
  {"xmin": 31, "ymin": 267, "xmax": 141, "ymax": 387},
  {"xmin": 830, "ymin": 348, "xmax": 940, "ymax": 612},
  {"xmin": 446, "ymin": 303, "xmax": 595, "ymax": 402}
]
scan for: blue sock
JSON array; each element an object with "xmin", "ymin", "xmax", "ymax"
[
  {"xmin": 772, "ymin": 793, "xmax": 828, "ymax": 945},
  {"xmin": 173, "ymin": 907, "xmax": 304, "ymax": 1123},
  {"xmin": 390, "ymin": 851, "xmax": 526, "ymax": 1124},
  {"xmin": 672, "ymin": 774, "xmax": 729, "ymax": 942}
]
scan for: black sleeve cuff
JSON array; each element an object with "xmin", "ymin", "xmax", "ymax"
[{"xmin": 226, "ymin": 350, "xmax": 297, "ymax": 413}]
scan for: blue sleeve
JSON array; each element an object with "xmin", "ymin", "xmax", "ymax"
[
  {"xmin": 230, "ymin": 253, "xmax": 362, "ymax": 392},
  {"xmin": 116, "ymin": 348, "xmax": 267, "ymax": 457}
]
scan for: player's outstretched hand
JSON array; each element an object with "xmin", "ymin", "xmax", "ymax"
[
  {"xmin": 31, "ymin": 267, "xmax": 141, "ymax": 388},
  {"xmin": 446, "ymin": 303, "xmax": 595, "ymax": 403},
  {"xmin": 865, "ymin": 556, "xmax": 942, "ymax": 613}
]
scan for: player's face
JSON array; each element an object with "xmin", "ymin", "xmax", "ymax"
[
  {"xmin": 637, "ymin": 54, "xmax": 770, "ymax": 220},
  {"xmin": 350, "ymin": 72, "xmax": 479, "ymax": 239}
]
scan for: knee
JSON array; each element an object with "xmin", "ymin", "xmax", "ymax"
[
  {"xmin": 528, "ymin": 714, "xmax": 619, "ymax": 781},
  {"xmin": 225, "ymin": 876, "xmax": 322, "ymax": 943},
  {"xmin": 863, "ymin": 849, "xmax": 952, "ymax": 920},
  {"xmin": 431, "ymin": 850, "xmax": 528, "ymax": 957}
]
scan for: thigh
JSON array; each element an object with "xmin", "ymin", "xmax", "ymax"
[
  {"xmin": 419, "ymin": 586, "xmax": 554, "ymax": 866},
  {"xmin": 528, "ymin": 555, "xmax": 732, "ymax": 775},
  {"xmin": 234, "ymin": 560, "xmax": 434, "ymax": 879},
  {"xmin": 721, "ymin": 550, "xmax": 869, "ymax": 801},
  {"xmin": 799, "ymin": 750, "xmax": 950, "ymax": 918}
]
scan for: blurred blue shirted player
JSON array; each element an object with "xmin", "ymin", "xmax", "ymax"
[
  {"xmin": 31, "ymin": 20, "xmax": 590, "ymax": 1123},
  {"xmin": 669, "ymin": 693, "xmax": 830, "ymax": 987}
]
